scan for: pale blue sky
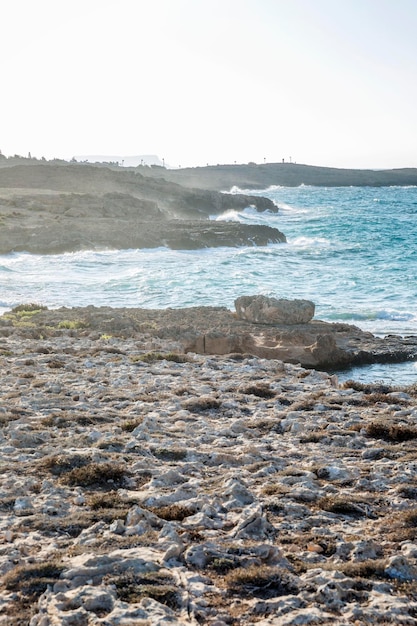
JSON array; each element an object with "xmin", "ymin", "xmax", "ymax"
[{"xmin": 1, "ymin": 0, "xmax": 416, "ymax": 168}]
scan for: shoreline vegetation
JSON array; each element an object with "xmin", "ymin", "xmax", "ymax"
[
  {"xmin": 2, "ymin": 303, "xmax": 417, "ymax": 623},
  {"xmin": 1, "ymin": 157, "xmax": 417, "ymax": 254}
]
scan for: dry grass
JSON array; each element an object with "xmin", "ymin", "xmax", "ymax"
[
  {"xmin": 284, "ymin": 390, "xmax": 324, "ymax": 411},
  {"xmin": 382, "ymin": 507, "xmax": 417, "ymax": 543},
  {"xmin": 149, "ymin": 503, "xmax": 196, "ymax": 521},
  {"xmin": 331, "ymin": 559, "xmax": 387, "ymax": 580},
  {"xmin": 87, "ymin": 490, "xmax": 129, "ymax": 510},
  {"xmin": 131, "ymin": 351, "xmax": 189, "ymax": 364},
  {"xmin": 60, "ymin": 461, "xmax": 128, "ymax": 489},
  {"xmin": 106, "ymin": 569, "xmax": 180, "ymax": 608},
  {"xmin": 318, "ymin": 495, "xmax": 372, "ymax": 517},
  {"xmin": 3, "ymin": 559, "xmax": 64, "ymax": 598},
  {"xmin": 0, "ymin": 495, "xmax": 16, "ymax": 511},
  {"xmin": 261, "ymin": 483, "xmax": 291, "ymax": 496},
  {"xmin": 47, "ymin": 358, "xmax": 66, "ymax": 369},
  {"xmin": 365, "ymin": 420, "xmax": 417, "ymax": 442},
  {"xmin": 16, "ymin": 508, "xmax": 128, "ymax": 538},
  {"xmin": 38, "ymin": 455, "xmax": 130, "ymax": 489},
  {"xmin": 299, "ymin": 429, "xmax": 329, "ymax": 443},
  {"xmin": 398, "ymin": 486, "xmax": 417, "ymax": 500},
  {"xmin": 240, "ymin": 383, "xmax": 276, "ymax": 399},
  {"xmin": 38, "ymin": 453, "xmax": 91, "ymax": 476},
  {"xmin": 1, "ymin": 559, "xmax": 64, "ymax": 626},
  {"xmin": 182, "ymin": 396, "xmax": 221, "ymax": 412},
  {"xmin": 152, "ymin": 447, "xmax": 187, "ymax": 461},
  {"xmin": 120, "ymin": 416, "xmax": 143, "ymax": 432},
  {"xmin": 68, "ymin": 530, "xmax": 160, "ymax": 556},
  {"xmin": 207, "ymin": 557, "xmax": 239, "ymax": 574},
  {"xmin": 41, "ymin": 412, "xmax": 113, "ymax": 427},
  {"xmin": 0, "ymin": 412, "xmax": 22, "ymax": 425},
  {"xmin": 221, "ymin": 564, "xmax": 299, "ymax": 599},
  {"xmin": 11, "ymin": 303, "xmax": 48, "ymax": 314}
]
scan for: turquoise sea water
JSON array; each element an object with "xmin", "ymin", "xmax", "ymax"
[{"xmin": 1, "ymin": 185, "xmax": 417, "ymax": 384}]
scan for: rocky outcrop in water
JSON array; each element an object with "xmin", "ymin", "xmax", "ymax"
[
  {"xmin": 0, "ymin": 162, "xmax": 284, "ymax": 253},
  {"xmin": 0, "ymin": 215, "xmax": 285, "ymax": 255}
]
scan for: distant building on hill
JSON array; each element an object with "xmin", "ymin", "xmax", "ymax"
[{"xmin": 72, "ymin": 154, "xmax": 164, "ymax": 167}]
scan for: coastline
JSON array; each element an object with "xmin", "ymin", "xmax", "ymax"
[
  {"xmin": 2, "ymin": 160, "xmax": 417, "ymax": 621},
  {"xmin": 1, "ymin": 159, "xmax": 417, "ymax": 255},
  {"xmin": 1, "ymin": 304, "xmax": 417, "ymax": 623},
  {"xmin": 2, "ymin": 304, "xmax": 417, "ymax": 370},
  {"xmin": 0, "ymin": 161, "xmax": 284, "ymax": 255}
]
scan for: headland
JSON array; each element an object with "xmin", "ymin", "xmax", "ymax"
[{"xmin": 1, "ymin": 157, "xmax": 417, "ymax": 254}]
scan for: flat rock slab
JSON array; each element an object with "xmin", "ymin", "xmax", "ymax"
[{"xmin": 0, "ymin": 217, "xmax": 285, "ymax": 254}]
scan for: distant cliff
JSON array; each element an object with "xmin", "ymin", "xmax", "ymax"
[{"xmin": 142, "ymin": 162, "xmax": 417, "ymax": 190}]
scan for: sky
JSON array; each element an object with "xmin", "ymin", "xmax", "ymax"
[{"xmin": 1, "ymin": 0, "xmax": 417, "ymax": 169}]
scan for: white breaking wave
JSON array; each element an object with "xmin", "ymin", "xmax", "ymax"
[
  {"xmin": 277, "ymin": 202, "xmax": 309, "ymax": 214},
  {"xmin": 210, "ymin": 206, "xmax": 275, "ymax": 223},
  {"xmin": 211, "ymin": 209, "xmax": 243, "ymax": 222},
  {"xmin": 289, "ymin": 236, "xmax": 331, "ymax": 247}
]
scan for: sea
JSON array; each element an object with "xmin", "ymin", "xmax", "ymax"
[{"xmin": 1, "ymin": 184, "xmax": 417, "ymax": 386}]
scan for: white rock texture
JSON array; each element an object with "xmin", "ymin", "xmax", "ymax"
[
  {"xmin": 0, "ymin": 309, "xmax": 416, "ymax": 624},
  {"xmin": 235, "ymin": 295, "xmax": 315, "ymax": 325}
]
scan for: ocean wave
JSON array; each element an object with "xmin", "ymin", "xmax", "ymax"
[
  {"xmin": 276, "ymin": 202, "xmax": 309, "ymax": 214},
  {"xmin": 227, "ymin": 184, "xmax": 317, "ymax": 195},
  {"xmin": 288, "ymin": 236, "xmax": 332, "ymax": 247},
  {"xmin": 211, "ymin": 209, "xmax": 243, "ymax": 222},
  {"xmin": 210, "ymin": 206, "xmax": 276, "ymax": 223},
  {"xmin": 225, "ymin": 185, "xmax": 255, "ymax": 195},
  {"xmin": 332, "ymin": 310, "xmax": 416, "ymax": 323}
]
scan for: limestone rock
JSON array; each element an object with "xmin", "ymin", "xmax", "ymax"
[
  {"xmin": 385, "ymin": 555, "xmax": 417, "ymax": 581},
  {"xmin": 235, "ymin": 295, "xmax": 315, "ymax": 325},
  {"xmin": 2, "ymin": 314, "xmax": 417, "ymax": 624}
]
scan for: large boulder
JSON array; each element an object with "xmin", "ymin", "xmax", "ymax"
[{"xmin": 235, "ymin": 295, "xmax": 315, "ymax": 325}]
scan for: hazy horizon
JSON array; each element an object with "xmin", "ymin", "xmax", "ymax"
[
  {"xmin": 3, "ymin": 152, "xmax": 417, "ymax": 172},
  {"xmin": 2, "ymin": 0, "xmax": 416, "ymax": 170}
]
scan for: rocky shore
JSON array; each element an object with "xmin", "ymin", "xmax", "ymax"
[
  {"xmin": 2, "ymin": 304, "xmax": 417, "ymax": 625},
  {"xmin": 3, "ymin": 157, "xmax": 417, "ymax": 255},
  {"xmin": 2, "ymin": 303, "xmax": 416, "ymax": 370},
  {"xmin": 0, "ymin": 162, "xmax": 284, "ymax": 254}
]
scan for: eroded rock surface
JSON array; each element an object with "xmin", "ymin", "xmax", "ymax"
[
  {"xmin": 2, "ymin": 304, "xmax": 416, "ymax": 370},
  {"xmin": 235, "ymin": 295, "xmax": 315, "ymax": 325},
  {"xmin": 1, "ymin": 316, "xmax": 417, "ymax": 624}
]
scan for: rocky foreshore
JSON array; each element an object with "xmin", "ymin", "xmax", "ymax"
[
  {"xmin": 2, "ymin": 303, "xmax": 416, "ymax": 370},
  {"xmin": 2, "ymin": 304, "xmax": 417, "ymax": 625}
]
